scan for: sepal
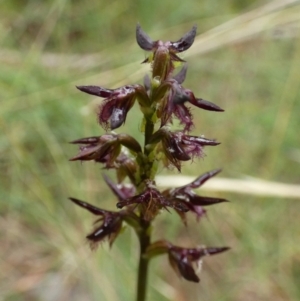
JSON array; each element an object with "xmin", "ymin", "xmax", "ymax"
[
  {"xmin": 170, "ymin": 26, "xmax": 197, "ymax": 53},
  {"xmin": 76, "ymin": 85, "xmax": 113, "ymax": 98},
  {"xmin": 136, "ymin": 23, "xmax": 156, "ymax": 51}
]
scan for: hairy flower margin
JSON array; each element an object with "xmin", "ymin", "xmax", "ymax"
[{"xmin": 69, "ymin": 24, "xmax": 229, "ymax": 292}]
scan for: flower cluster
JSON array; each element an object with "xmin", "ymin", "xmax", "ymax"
[{"xmin": 69, "ymin": 24, "xmax": 229, "ymax": 297}]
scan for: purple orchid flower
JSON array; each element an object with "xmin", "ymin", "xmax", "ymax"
[
  {"xmin": 116, "ymin": 180, "xmax": 189, "ymax": 221},
  {"xmin": 69, "ymin": 133, "xmax": 141, "ymax": 168},
  {"xmin": 149, "ymin": 128, "xmax": 220, "ymax": 171},
  {"xmin": 69, "ymin": 197, "xmax": 138, "ymax": 249},
  {"xmin": 163, "ymin": 169, "xmax": 228, "ymax": 221},
  {"xmin": 146, "ymin": 240, "xmax": 229, "ymax": 282},
  {"xmin": 77, "ymin": 84, "xmax": 149, "ymax": 130},
  {"xmin": 155, "ymin": 65, "xmax": 224, "ymax": 131}
]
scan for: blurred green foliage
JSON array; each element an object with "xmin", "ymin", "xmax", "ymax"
[{"xmin": 1, "ymin": 0, "xmax": 300, "ymax": 300}]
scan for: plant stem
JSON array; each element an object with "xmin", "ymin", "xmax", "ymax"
[
  {"xmin": 144, "ymin": 118, "xmax": 154, "ymax": 147},
  {"xmin": 136, "ymin": 100, "xmax": 154, "ymax": 301},
  {"xmin": 136, "ymin": 220, "xmax": 151, "ymax": 301}
]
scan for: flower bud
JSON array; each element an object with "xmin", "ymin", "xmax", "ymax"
[{"xmin": 152, "ymin": 45, "xmax": 170, "ymax": 79}]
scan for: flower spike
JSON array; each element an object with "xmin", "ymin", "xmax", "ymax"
[
  {"xmin": 70, "ymin": 23, "xmax": 229, "ymax": 292},
  {"xmin": 69, "ymin": 133, "xmax": 141, "ymax": 168}
]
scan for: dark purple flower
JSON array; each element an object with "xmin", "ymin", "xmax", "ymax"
[
  {"xmin": 156, "ymin": 67, "xmax": 224, "ymax": 131},
  {"xmin": 69, "ymin": 197, "xmax": 138, "ymax": 249},
  {"xmin": 146, "ymin": 240, "xmax": 230, "ymax": 282},
  {"xmin": 149, "ymin": 128, "xmax": 220, "ymax": 171},
  {"xmin": 116, "ymin": 180, "xmax": 188, "ymax": 221},
  {"xmin": 69, "ymin": 134, "xmax": 120, "ymax": 165},
  {"xmin": 69, "ymin": 134, "xmax": 141, "ymax": 168},
  {"xmin": 77, "ymin": 84, "xmax": 149, "ymax": 130},
  {"xmin": 163, "ymin": 169, "xmax": 228, "ymax": 222},
  {"xmin": 168, "ymin": 245, "xmax": 230, "ymax": 282}
]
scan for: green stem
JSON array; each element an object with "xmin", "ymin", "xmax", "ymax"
[
  {"xmin": 136, "ymin": 103, "xmax": 155, "ymax": 301},
  {"xmin": 138, "ymin": 117, "xmax": 154, "ymax": 182},
  {"xmin": 136, "ymin": 220, "xmax": 151, "ymax": 301}
]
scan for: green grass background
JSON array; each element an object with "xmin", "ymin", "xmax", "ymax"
[{"xmin": 1, "ymin": 0, "xmax": 300, "ymax": 300}]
